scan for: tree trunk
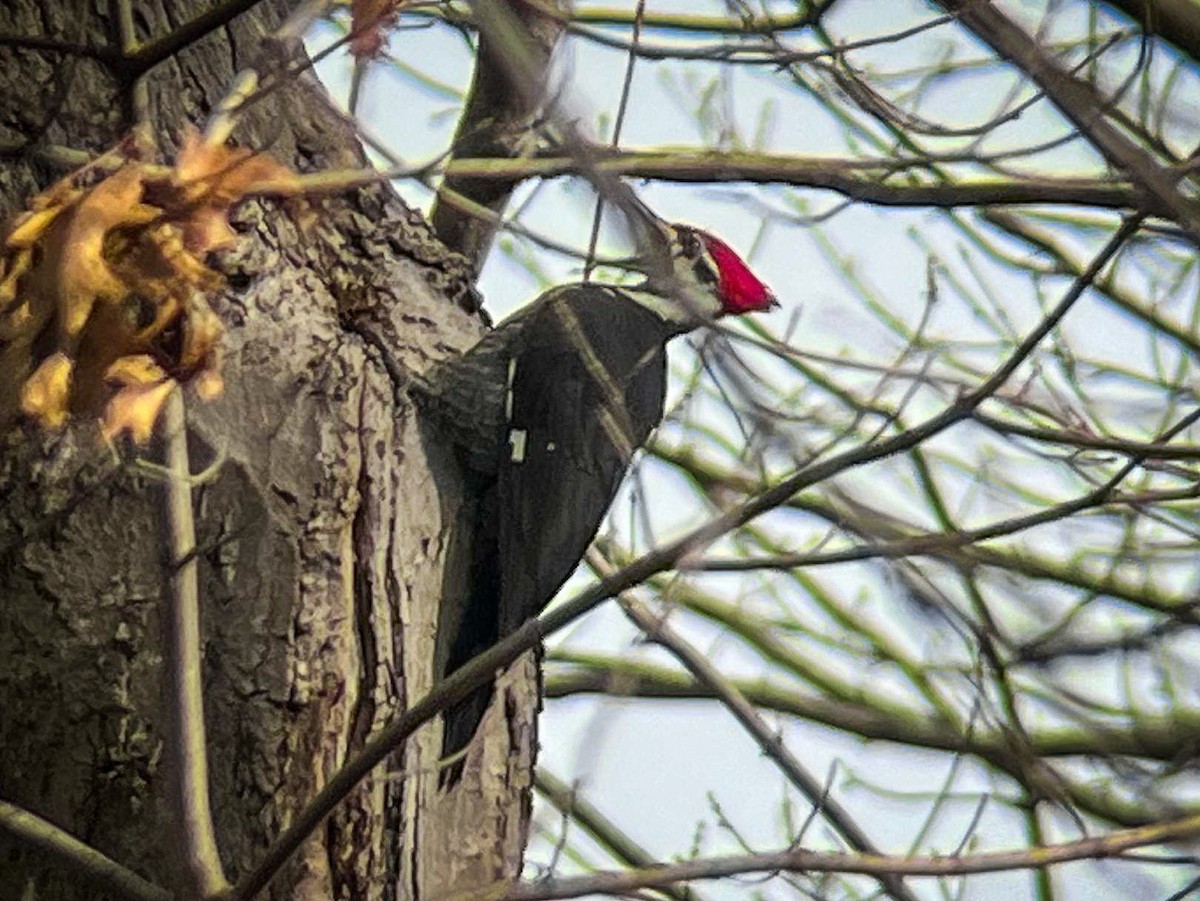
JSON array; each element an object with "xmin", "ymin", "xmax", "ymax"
[{"xmin": 0, "ymin": 1, "xmax": 536, "ymax": 898}]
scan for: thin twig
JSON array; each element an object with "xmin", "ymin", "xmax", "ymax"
[
  {"xmin": 583, "ymin": 0, "xmax": 646, "ymax": 281},
  {"xmin": 0, "ymin": 801, "xmax": 172, "ymax": 901},
  {"xmin": 936, "ymin": 0, "xmax": 1200, "ymax": 245},
  {"xmin": 589, "ymin": 548, "xmax": 922, "ymax": 901},
  {"xmin": 122, "ymin": 0, "xmax": 268, "ymax": 75},
  {"xmin": 161, "ymin": 389, "xmax": 229, "ymax": 898},
  {"xmin": 535, "ymin": 769, "xmax": 707, "ymax": 901},
  {"xmin": 459, "ymin": 810, "xmax": 1200, "ymax": 901},
  {"xmin": 437, "ymin": 153, "xmax": 1155, "ymax": 212}
]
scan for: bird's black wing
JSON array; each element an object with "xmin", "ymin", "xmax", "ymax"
[
  {"xmin": 435, "ymin": 287, "xmax": 670, "ymax": 785},
  {"xmin": 497, "ymin": 289, "xmax": 670, "ymax": 634}
]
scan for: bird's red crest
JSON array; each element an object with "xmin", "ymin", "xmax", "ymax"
[{"xmin": 699, "ymin": 232, "xmax": 776, "ymax": 315}]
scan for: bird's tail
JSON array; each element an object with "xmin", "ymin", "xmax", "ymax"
[
  {"xmin": 439, "ymin": 682, "xmax": 494, "ymax": 787},
  {"xmin": 436, "ymin": 477, "xmax": 501, "ymax": 788}
]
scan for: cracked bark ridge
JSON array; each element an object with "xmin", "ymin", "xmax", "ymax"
[{"xmin": 0, "ymin": 1, "xmax": 535, "ymax": 898}]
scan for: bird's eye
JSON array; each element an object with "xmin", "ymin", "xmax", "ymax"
[
  {"xmin": 675, "ymin": 227, "xmax": 701, "ymax": 259},
  {"xmin": 679, "ymin": 229, "xmax": 720, "ymax": 285}
]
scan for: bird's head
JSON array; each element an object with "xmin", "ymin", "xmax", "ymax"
[
  {"xmin": 669, "ymin": 223, "xmax": 776, "ymax": 316},
  {"xmin": 634, "ymin": 219, "xmax": 776, "ymax": 327}
]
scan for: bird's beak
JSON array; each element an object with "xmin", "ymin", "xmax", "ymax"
[
  {"xmin": 618, "ymin": 194, "xmax": 674, "ymax": 280},
  {"xmin": 623, "ymin": 193, "xmax": 673, "ymax": 245}
]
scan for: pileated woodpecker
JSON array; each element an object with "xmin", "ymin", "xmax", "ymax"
[{"xmin": 419, "ymin": 215, "xmax": 776, "ymax": 784}]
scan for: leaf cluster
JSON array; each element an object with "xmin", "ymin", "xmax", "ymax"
[{"xmin": 0, "ymin": 130, "xmax": 297, "ymax": 442}]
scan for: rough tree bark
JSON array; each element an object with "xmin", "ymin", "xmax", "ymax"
[{"xmin": 0, "ymin": 1, "xmax": 537, "ymax": 898}]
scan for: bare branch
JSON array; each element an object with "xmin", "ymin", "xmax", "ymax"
[
  {"xmin": 0, "ymin": 801, "xmax": 172, "ymax": 901},
  {"xmin": 589, "ymin": 548, "xmax": 921, "ymax": 901},
  {"xmin": 936, "ymin": 0, "xmax": 1200, "ymax": 244},
  {"xmin": 478, "ymin": 812, "xmax": 1200, "ymax": 901},
  {"xmin": 439, "ymin": 153, "xmax": 1155, "ymax": 211}
]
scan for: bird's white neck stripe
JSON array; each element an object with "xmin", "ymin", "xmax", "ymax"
[{"xmin": 618, "ymin": 286, "xmax": 720, "ymax": 328}]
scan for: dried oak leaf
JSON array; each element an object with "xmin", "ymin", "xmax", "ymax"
[
  {"xmin": 0, "ymin": 250, "xmax": 33, "ymax": 337},
  {"xmin": 20, "ymin": 351, "xmax": 73, "ymax": 429},
  {"xmin": 2, "ymin": 165, "xmax": 163, "ymax": 430},
  {"xmin": 53, "ymin": 165, "xmax": 161, "ymax": 337},
  {"xmin": 4, "ymin": 135, "xmax": 298, "ymax": 441},
  {"xmin": 179, "ymin": 296, "xmax": 223, "ymax": 372},
  {"xmin": 6, "ymin": 206, "xmax": 69, "ymax": 249},
  {"xmin": 171, "ymin": 129, "xmax": 299, "ymax": 253},
  {"xmin": 4, "ymin": 164, "xmax": 93, "ymax": 250},
  {"xmin": 193, "ymin": 368, "xmax": 223, "ymax": 401},
  {"xmin": 101, "ymin": 356, "xmax": 174, "ymax": 444}
]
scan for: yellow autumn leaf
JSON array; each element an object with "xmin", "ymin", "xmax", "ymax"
[
  {"xmin": 102, "ymin": 378, "xmax": 176, "ymax": 445},
  {"xmin": 194, "ymin": 369, "xmax": 223, "ymax": 401},
  {"xmin": 20, "ymin": 351, "xmax": 73, "ymax": 428},
  {"xmin": 55, "ymin": 166, "xmax": 160, "ymax": 336},
  {"xmin": 6, "ymin": 205, "xmax": 71, "ymax": 249},
  {"xmin": 0, "ymin": 249, "xmax": 31, "ymax": 311},
  {"xmin": 173, "ymin": 128, "xmax": 299, "ymax": 253},
  {"xmin": 101, "ymin": 355, "xmax": 174, "ymax": 444},
  {"xmin": 105, "ymin": 354, "xmax": 169, "ymax": 386}
]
